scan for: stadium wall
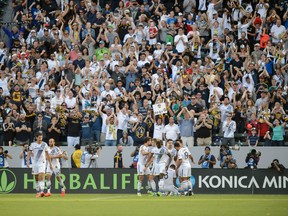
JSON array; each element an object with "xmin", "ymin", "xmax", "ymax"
[
  {"xmin": 0, "ymin": 168, "xmax": 287, "ymax": 194},
  {"xmin": 3, "ymin": 146, "xmax": 288, "ymax": 169}
]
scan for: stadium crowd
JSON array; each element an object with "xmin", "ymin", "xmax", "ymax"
[{"xmin": 0, "ymin": 0, "xmax": 287, "ymax": 148}]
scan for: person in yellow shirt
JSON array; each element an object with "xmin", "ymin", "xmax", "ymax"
[{"xmin": 71, "ymin": 144, "xmax": 82, "ymax": 168}]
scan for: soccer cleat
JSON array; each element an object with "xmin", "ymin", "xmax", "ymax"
[
  {"xmin": 61, "ymin": 190, "xmax": 65, "ymax": 197},
  {"xmin": 35, "ymin": 193, "xmax": 41, "ymax": 198},
  {"xmin": 40, "ymin": 192, "xmax": 45, "ymax": 197},
  {"xmin": 44, "ymin": 192, "xmax": 51, "ymax": 197},
  {"xmin": 147, "ymin": 190, "xmax": 153, "ymax": 194},
  {"xmin": 156, "ymin": 192, "xmax": 162, "ymax": 197},
  {"xmin": 137, "ymin": 192, "xmax": 142, "ymax": 196}
]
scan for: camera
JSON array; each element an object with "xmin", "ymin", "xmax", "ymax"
[
  {"xmin": 88, "ymin": 143, "xmax": 102, "ymax": 154},
  {"xmin": 1, "ymin": 150, "xmax": 8, "ymax": 155}
]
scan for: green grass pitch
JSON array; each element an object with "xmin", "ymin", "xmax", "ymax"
[{"xmin": 1, "ymin": 194, "xmax": 287, "ymax": 216}]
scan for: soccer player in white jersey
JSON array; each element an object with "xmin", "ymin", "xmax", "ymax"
[
  {"xmin": 137, "ymin": 137, "xmax": 157, "ymax": 196},
  {"xmin": 27, "ymin": 131, "xmax": 52, "ymax": 198},
  {"xmin": 45, "ymin": 138, "xmax": 65, "ymax": 197},
  {"xmin": 146, "ymin": 138, "xmax": 160, "ymax": 194},
  {"xmin": 174, "ymin": 139, "xmax": 195, "ymax": 196},
  {"xmin": 163, "ymin": 164, "xmax": 180, "ymax": 196}
]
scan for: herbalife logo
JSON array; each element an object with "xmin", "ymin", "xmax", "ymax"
[{"xmin": 0, "ymin": 169, "xmax": 17, "ymax": 194}]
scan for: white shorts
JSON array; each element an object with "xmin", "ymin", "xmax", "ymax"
[
  {"xmin": 178, "ymin": 164, "xmax": 191, "ymax": 178},
  {"xmin": 151, "ymin": 165, "xmax": 160, "ymax": 176},
  {"xmin": 32, "ymin": 162, "xmax": 46, "ymax": 175},
  {"xmin": 137, "ymin": 163, "xmax": 151, "ymax": 176},
  {"xmin": 46, "ymin": 164, "xmax": 61, "ymax": 176},
  {"xmin": 158, "ymin": 163, "xmax": 166, "ymax": 174}
]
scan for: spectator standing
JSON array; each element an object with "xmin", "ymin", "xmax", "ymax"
[
  {"xmin": 195, "ymin": 113, "xmax": 213, "ymax": 146},
  {"xmin": 163, "ymin": 116, "xmax": 180, "ymax": 143},
  {"xmin": 222, "ymin": 113, "xmax": 236, "ymax": 146},
  {"xmin": 114, "ymin": 144, "xmax": 124, "ymax": 168},
  {"xmin": 177, "ymin": 107, "xmax": 195, "ymax": 148},
  {"xmin": 15, "ymin": 113, "xmax": 31, "ymax": 146}
]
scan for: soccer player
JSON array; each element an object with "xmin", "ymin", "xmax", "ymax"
[
  {"xmin": 146, "ymin": 139, "xmax": 171, "ymax": 195},
  {"xmin": 137, "ymin": 137, "xmax": 157, "ymax": 196},
  {"xmin": 45, "ymin": 138, "xmax": 65, "ymax": 197},
  {"xmin": 174, "ymin": 139, "xmax": 195, "ymax": 196},
  {"xmin": 163, "ymin": 164, "xmax": 180, "ymax": 196},
  {"xmin": 27, "ymin": 131, "xmax": 53, "ymax": 198}
]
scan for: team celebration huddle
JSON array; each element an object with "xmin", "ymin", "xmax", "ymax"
[
  {"xmin": 27, "ymin": 131, "xmax": 66, "ymax": 198},
  {"xmin": 137, "ymin": 137, "xmax": 194, "ymax": 196}
]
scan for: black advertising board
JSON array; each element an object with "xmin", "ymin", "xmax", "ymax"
[{"xmin": 0, "ymin": 168, "xmax": 287, "ymax": 194}]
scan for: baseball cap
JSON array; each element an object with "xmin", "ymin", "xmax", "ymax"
[
  {"xmin": 254, "ymin": 43, "xmax": 260, "ymax": 47},
  {"xmin": 146, "ymin": 91, "xmax": 151, "ymax": 94},
  {"xmin": 178, "ymin": 12, "xmax": 183, "ymax": 16},
  {"xmin": 166, "ymin": 42, "xmax": 172, "ymax": 45},
  {"xmin": 240, "ymin": 44, "xmax": 245, "ymax": 49},
  {"xmin": 99, "ymin": 40, "xmax": 105, "ymax": 44},
  {"xmin": 213, "ymin": 10, "xmax": 218, "ymax": 15}
]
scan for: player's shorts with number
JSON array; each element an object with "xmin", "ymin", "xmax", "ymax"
[
  {"xmin": 178, "ymin": 164, "xmax": 191, "ymax": 177},
  {"xmin": 32, "ymin": 161, "xmax": 46, "ymax": 175},
  {"xmin": 137, "ymin": 163, "xmax": 151, "ymax": 175}
]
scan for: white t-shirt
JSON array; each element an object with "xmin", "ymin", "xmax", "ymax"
[
  {"xmin": 163, "ymin": 124, "xmax": 180, "ymax": 141},
  {"xmin": 65, "ymin": 97, "xmax": 77, "ymax": 109},
  {"xmin": 105, "ymin": 123, "xmax": 118, "ymax": 140},
  {"xmin": 0, "ymin": 77, "xmax": 9, "ymax": 96},
  {"xmin": 271, "ymin": 25, "xmax": 286, "ymax": 43},
  {"xmin": 174, "ymin": 34, "xmax": 188, "ymax": 53},
  {"xmin": 153, "ymin": 123, "xmax": 164, "ymax": 139},
  {"xmin": 117, "ymin": 111, "xmax": 129, "ymax": 130}
]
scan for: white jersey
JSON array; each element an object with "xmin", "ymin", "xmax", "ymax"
[
  {"xmin": 167, "ymin": 148, "xmax": 177, "ymax": 166},
  {"xmin": 29, "ymin": 142, "xmax": 49, "ymax": 164},
  {"xmin": 158, "ymin": 146, "xmax": 170, "ymax": 164},
  {"xmin": 47, "ymin": 146, "xmax": 62, "ymax": 168},
  {"xmin": 80, "ymin": 151, "xmax": 98, "ymax": 168},
  {"xmin": 151, "ymin": 147, "xmax": 160, "ymax": 166},
  {"xmin": 177, "ymin": 147, "xmax": 191, "ymax": 166},
  {"xmin": 164, "ymin": 168, "xmax": 176, "ymax": 186},
  {"xmin": 138, "ymin": 145, "xmax": 149, "ymax": 165}
]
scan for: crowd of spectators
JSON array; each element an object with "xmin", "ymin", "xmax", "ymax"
[{"xmin": 0, "ymin": 0, "xmax": 287, "ymax": 148}]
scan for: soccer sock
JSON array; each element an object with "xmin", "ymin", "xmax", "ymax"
[
  {"xmin": 147, "ymin": 180, "xmax": 151, "ymax": 190},
  {"xmin": 46, "ymin": 180, "xmax": 51, "ymax": 193},
  {"xmin": 158, "ymin": 179, "xmax": 164, "ymax": 193},
  {"xmin": 187, "ymin": 180, "xmax": 192, "ymax": 191},
  {"xmin": 39, "ymin": 180, "xmax": 45, "ymax": 193},
  {"xmin": 180, "ymin": 181, "xmax": 188, "ymax": 193},
  {"xmin": 137, "ymin": 181, "xmax": 142, "ymax": 192},
  {"xmin": 150, "ymin": 180, "xmax": 156, "ymax": 192},
  {"xmin": 183, "ymin": 181, "xmax": 189, "ymax": 192},
  {"xmin": 58, "ymin": 178, "xmax": 65, "ymax": 191},
  {"xmin": 36, "ymin": 181, "xmax": 40, "ymax": 193}
]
